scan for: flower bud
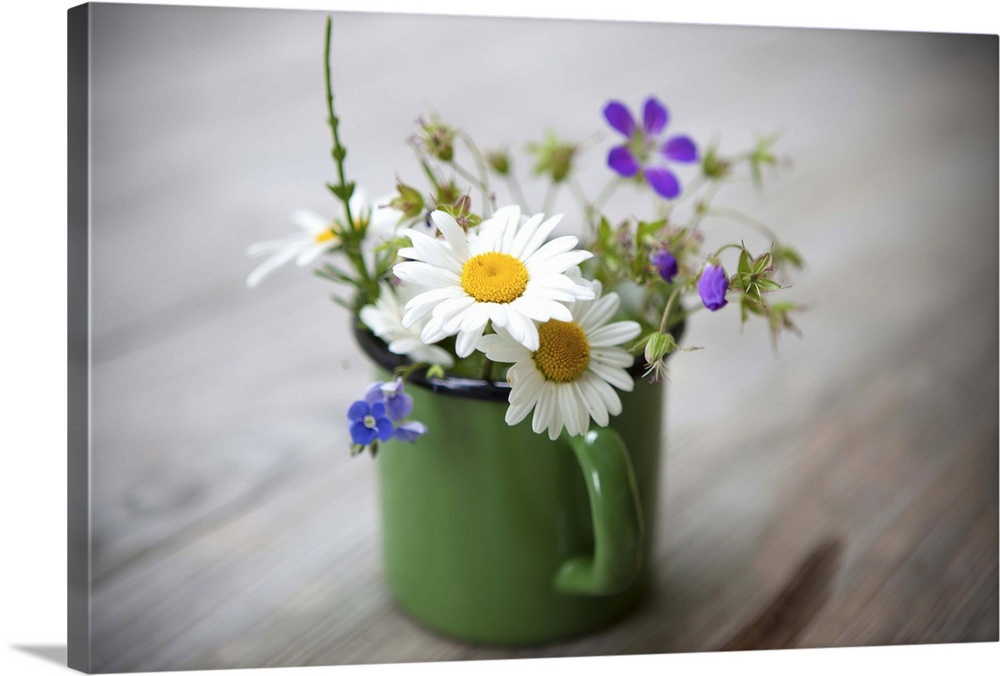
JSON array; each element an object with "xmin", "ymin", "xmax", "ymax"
[
  {"xmin": 417, "ymin": 116, "xmax": 455, "ymax": 162},
  {"xmin": 698, "ymin": 262, "xmax": 729, "ymax": 311},
  {"xmin": 486, "ymin": 149, "xmax": 510, "ymax": 175},
  {"xmin": 643, "ymin": 331, "xmax": 676, "ymax": 365},
  {"xmin": 528, "ymin": 131, "xmax": 577, "ymax": 183},
  {"xmin": 651, "ymin": 249, "xmax": 679, "ymax": 283},
  {"xmin": 389, "ymin": 181, "xmax": 425, "ymax": 220}
]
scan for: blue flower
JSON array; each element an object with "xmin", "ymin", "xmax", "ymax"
[
  {"xmin": 651, "ymin": 249, "xmax": 679, "ymax": 283},
  {"xmin": 393, "ymin": 421, "xmax": 428, "ymax": 443},
  {"xmin": 347, "ymin": 399, "xmax": 394, "ymax": 445},
  {"xmin": 698, "ymin": 262, "xmax": 729, "ymax": 311},
  {"xmin": 603, "ymin": 97, "xmax": 698, "ymax": 199},
  {"xmin": 364, "ymin": 377, "xmax": 413, "ymax": 422}
]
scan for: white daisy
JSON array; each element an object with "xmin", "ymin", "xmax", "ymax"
[
  {"xmin": 245, "ymin": 190, "xmax": 401, "ymax": 288},
  {"xmin": 359, "ymin": 282, "xmax": 455, "ymax": 367},
  {"xmin": 477, "ymin": 282, "xmax": 642, "ymax": 440},
  {"xmin": 392, "ymin": 205, "xmax": 595, "ymax": 358}
]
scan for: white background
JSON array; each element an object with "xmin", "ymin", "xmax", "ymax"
[{"xmin": 1, "ymin": 1, "xmax": 997, "ymax": 675}]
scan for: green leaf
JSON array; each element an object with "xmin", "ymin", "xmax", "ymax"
[
  {"xmin": 756, "ymin": 277, "xmax": 783, "ymax": 292},
  {"xmin": 752, "ymin": 252, "xmax": 773, "ymax": 275}
]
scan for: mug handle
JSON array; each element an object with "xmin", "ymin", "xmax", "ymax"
[{"xmin": 554, "ymin": 428, "xmax": 644, "ymax": 596}]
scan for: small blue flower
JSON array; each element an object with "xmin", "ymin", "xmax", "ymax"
[
  {"xmin": 393, "ymin": 421, "xmax": 428, "ymax": 443},
  {"xmin": 651, "ymin": 249, "xmax": 679, "ymax": 283},
  {"xmin": 347, "ymin": 399, "xmax": 394, "ymax": 445},
  {"xmin": 364, "ymin": 377, "xmax": 414, "ymax": 422},
  {"xmin": 698, "ymin": 262, "xmax": 729, "ymax": 311},
  {"xmin": 603, "ymin": 96, "xmax": 698, "ymax": 200}
]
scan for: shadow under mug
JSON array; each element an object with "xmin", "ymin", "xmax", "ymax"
[{"xmin": 355, "ymin": 326, "xmax": 666, "ymax": 645}]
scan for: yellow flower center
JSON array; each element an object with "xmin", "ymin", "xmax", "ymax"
[
  {"xmin": 314, "ymin": 228, "xmax": 337, "ymax": 244},
  {"xmin": 534, "ymin": 320, "xmax": 590, "ymax": 382},
  {"xmin": 460, "ymin": 252, "xmax": 529, "ymax": 304}
]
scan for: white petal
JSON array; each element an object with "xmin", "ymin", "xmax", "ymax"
[
  {"xmin": 455, "ymin": 303, "xmax": 493, "ymax": 333},
  {"xmin": 480, "ymin": 335, "xmax": 533, "ymax": 364},
  {"xmin": 587, "ymin": 321, "xmax": 642, "ymax": 347},
  {"xmin": 431, "ymin": 210, "xmax": 471, "ymax": 260},
  {"xmin": 245, "ymin": 243, "xmax": 301, "ymax": 288},
  {"xmin": 512, "ymin": 213, "xmax": 562, "ymax": 259},
  {"xmin": 387, "ymin": 337, "xmax": 425, "ymax": 354},
  {"xmin": 591, "ymin": 347, "xmax": 637, "ymax": 369},
  {"xmin": 414, "ymin": 344, "xmax": 455, "ymax": 367},
  {"xmin": 523, "ymin": 235, "xmax": 580, "ymax": 267},
  {"xmin": 402, "ymin": 289, "xmax": 463, "ymax": 327},
  {"xmin": 497, "ymin": 309, "xmax": 539, "ymax": 352},
  {"xmin": 402, "ymin": 229, "xmax": 465, "ymax": 272},
  {"xmin": 529, "ymin": 250, "xmax": 593, "ymax": 275},
  {"xmin": 505, "ymin": 401, "xmax": 535, "ymax": 427},
  {"xmin": 292, "ymin": 209, "xmax": 331, "ymax": 235},
  {"xmin": 246, "ymin": 238, "xmax": 297, "ymax": 257},
  {"xmin": 499, "ymin": 207, "xmax": 525, "ymax": 252},
  {"xmin": 578, "ymin": 377, "xmax": 610, "ymax": 427},
  {"xmin": 575, "ymin": 292, "xmax": 620, "ymax": 332},
  {"xmin": 558, "ymin": 384, "xmax": 581, "ymax": 437},
  {"xmin": 295, "ymin": 241, "xmax": 331, "ymax": 266},
  {"xmin": 455, "ymin": 322, "xmax": 488, "ymax": 358},
  {"xmin": 474, "ymin": 216, "xmax": 506, "ymax": 253},
  {"xmin": 532, "ymin": 383, "xmax": 555, "ymax": 436},
  {"xmin": 392, "ymin": 261, "xmax": 461, "ymax": 289},
  {"xmin": 433, "ymin": 295, "xmax": 477, "ymax": 326},
  {"xmin": 546, "ymin": 387, "xmax": 565, "ymax": 440},
  {"xmin": 588, "ymin": 361, "xmax": 634, "ymax": 391},
  {"xmin": 589, "ymin": 376, "xmax": 624, "ymax": 416},
  {"xmin": 508, "ymin": 296, "xmax": 572, "ymax": 323},
  {"xmin": 509, "ymin": 366, "xmax": 545, "ymax": 406}
]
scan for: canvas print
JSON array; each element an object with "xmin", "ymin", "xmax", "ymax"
[{"xmin": 67, "ymin": 3, "xmax": 998, "ymax": 673}]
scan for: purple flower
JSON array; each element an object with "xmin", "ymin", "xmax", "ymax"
[
  {"xmin": 697, "ymin": 262, "xmax": 729, "ymax": 311},
  {"xmin": 393, "ymin": 421, "xmax": 428, "ymax": 443},
  {"xmin": 651, "ymin": 249, "xmax": 679, "ymax": 283},
  {"xmin": 603, "ymin": 97, "xmax": 698, "ymax": 199},
  {"xmin": 364, "ymin": 377, "xmax": 413, "ymax": 422},
  {"xmin": 347, "ymin": 399, "xmax": 394, "ymax": 445}
]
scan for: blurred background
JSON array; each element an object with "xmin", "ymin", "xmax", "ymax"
[{"xmin": 83, "ymin": 4, "xmax": 996, "ymax": 671}]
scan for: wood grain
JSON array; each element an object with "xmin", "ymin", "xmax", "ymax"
[{"xmin": 80, "ymin": 6, "xmax": 998, "ymax": 672}]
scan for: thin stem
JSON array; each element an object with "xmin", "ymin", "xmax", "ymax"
[
  {"xmin": 324, "ymin": 17, "xmax": 375, "ymax": 301},
  {"xmin": 504, "ymin": 171, "xmax": 531, "ymax": 213},
  {"xmin": 658, "ymin": 283, "xmax": 687, "ymax": 334},
  {"xmin": 705, "ymin": 206, "xmax": 782, "ymax": 244},
  {"xmin": 456, "ymin": 130, "xmax": 493, "ymax": 217},
  {"xmin": 542, "ymin": 180, "xmax": 559, "ymax": 215},
  {"xmin": 591, "ymin": 176, "xmax": 621, "ymax": 215},
  {"xmin": 324, "ymin": 19, "xmax": 354, "ymax": 230},
  {"xmin": 567, "ymin": 177, "xmax": 601, "ymax": 239}
]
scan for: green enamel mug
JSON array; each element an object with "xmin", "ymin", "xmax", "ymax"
[{"xmin": 355, "ymin": 327, "xmax": 666, "ymax": 645}]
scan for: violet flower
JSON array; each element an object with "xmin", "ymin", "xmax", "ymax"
[
  {"xmin": 603, "ymin": 97, "xmax": 698, "ymax": 199},
  {"xmin": 698, "ymin": 262, "xmax": 729, "ymax": 311},
  {"xmin": 651, "ymin": 249, "xmax": 679, "ymax": 283},
  {"xmin": 364, "ymin": 377, "xmax": 413, "ymax": 422},
  {"xmin": 393, "ymin": 421, "xmax": 428, "ymax": 443},
  {"xmin": 347, "ymin": 399, "xmax": 394, "ymax": 445}
]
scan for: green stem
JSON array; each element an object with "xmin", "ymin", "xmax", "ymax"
[
  {"xmin": 567, "ymin": 177, "xmax": 597, "ymax": 239},
  {"xmin": 658, "ymin": 283, "xmax": 687, "ymax": 334},
  {"xmin": 324, "ymin": 17, "xmax": 375, "ymax": 302},
  {"xmin": 704, "ymin": 206, "xmax": 782, "ymax": 244},
  {"xmin": 324, "ymin": 18, "xmax": 354, "ymax": 229},
  {"xmin": 591, "ymin": 176, "xmax": 621, "ymax": 215},
  {"xmin": 504, "ymin": 171, "xmax": 531, "ymax": 214},
  {"xmin": 542, "ymin": 180, "xmax": 559, "ymax": 215},
  {"xmin": 456, "ymin": 131, "xmax": 493, "ymax": 217}
]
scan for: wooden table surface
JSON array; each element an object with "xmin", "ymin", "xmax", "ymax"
[{"xmin": 82, "ymin": 5, "xmax": 998, "ymax": 672}]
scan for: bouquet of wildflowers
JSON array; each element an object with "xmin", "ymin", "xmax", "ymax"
[{"xmin": 248, "ymin": 19, "xmax": 803, "ymax": 456}]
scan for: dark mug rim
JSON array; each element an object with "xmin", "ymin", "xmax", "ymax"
[{"xmin": 352, "ymin": 316, "xmax": 684, "ymax": 403}]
